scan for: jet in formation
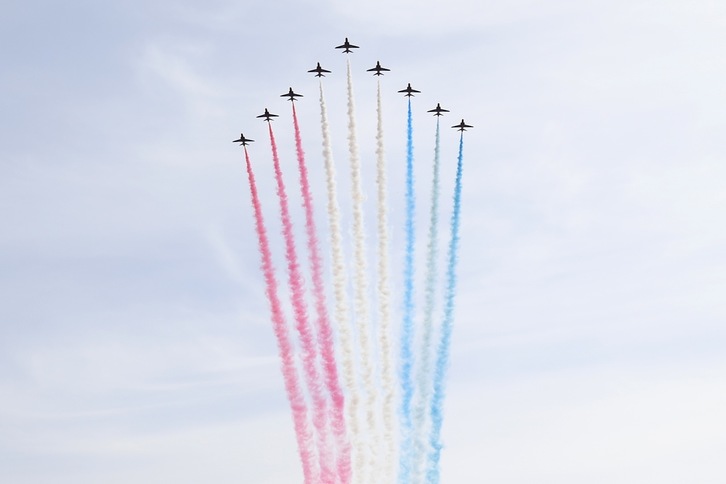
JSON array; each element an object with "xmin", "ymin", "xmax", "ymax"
[
  {"xmin": 367, "ymin": 61, "xmax": 390, "ymax": 76},
  {"xmin": 452, "ymin": 119, "xmax": 473, "ymax": 131},
  {"xmin": 232, "ymin": 133, "xmax": 254, "ymax": 146},
  {"xmin": 280, "ymin": 87, "xmax": 303, "ymax": 102},
  {"xmin": 308, "ymin": 62, "xmax": 331, "ymax": 77},
  {"xmin": 428, "ymin": 103, "xmax": 449, "ymax": 116},
  {"xmin": 257, "ymin": 108, "xmax": 278, "ymax": 122},
  {"xmin": 335, "ymin": 37, "xmax": 359, "ymax": 53},
  {"xmin": 398, "ymin": 83, "xmax": 421, "ymax": 97}
]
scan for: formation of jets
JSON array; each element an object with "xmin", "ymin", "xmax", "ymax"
[{"xmin": 235, "ymin": 38, "xmax": 473, "ymax": 145}]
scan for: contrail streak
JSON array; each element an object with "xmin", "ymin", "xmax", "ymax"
[
  {"xmin": 242, "ymin": 147, "xmax": 318, "ymax": 484},
  {"xmin": 345, "ymin": 58, "xmax": 379, "ymax": 483},
  {"xmin": 398, "ymin": 97, "xmax": 416, "ymax": 484},
  {"xmin": 375, "ymin": 79, "xmax": 396, "ymax": 482},
  {"xmin": 318, "ymin": 80, "xmax": 362, "ymax": 484},
  {"xmin": 292, "ymin": 103, "xmax": 351, "ymax": 484},
  {"xmin": 426, "ymin": 134, "xmax": 465, "ymax": 484},
  {"xmin": 268, "ymin": 124, "xmax": 335, "ymax": 484},
  {"xmin": 412, "ymin": 119, "xmax": 442, "ymax": 482}
]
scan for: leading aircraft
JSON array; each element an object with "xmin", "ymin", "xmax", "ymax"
[
  {"xmin": 452, "ymin": 119, "xmax": 473, "ymax": 131},
  {"xmin": 232, "ymin": 133, "xmax": 254, "ymax": 146},
  {"xmin": 280, "ymin": 87, "xmax": 303, "ymax": 102},
  {"xmin": 398, "ymin": 83, "xmax": 421, "ymax": 97},
  {"xmin": 335, "ymin": 37, "xmax": 359, "ymax": 53},
  {"xmin": 367, "ymin": 61, "xmax": 390, "ymax": 76},
  {"xmin": 257, "ymin": 108, "xmax": 278, "ymax": 122},
  {"xmin": 427, "ymin": 103, "xmax": 449, "ymax": 116},
  {"xmin": 308, "ymin": 62, "xmax": 331, "ymax": 77}
]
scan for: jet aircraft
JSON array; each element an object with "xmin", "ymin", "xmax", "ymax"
[
  {"xmin": 335, "ymin": 37, "xmax": 359, "ymax": 53},
  {"xmin": 367, "ymin": 61, "xmax": 390, "ymax": 76},
  {"xmin": 257, "ymin": 108, "xmax": 278, "ymax": 122},
  {"xmin": 308, "ymin": 62, "xmax": 331, "ymax": 77},
  {"xmin": 427, "ymin": 103, "xmax": 449, "ymax": 116},
  {"xmin": 398, "ymin": 83, "xmax": 421, "ymax": 97},
  {"xmin": 280, "ymin": 87, "xmax": 303, "ymax": 102},
  {"xmin": 452, "ymin": 119, "xmax": 473, "ymax": 131},
  {"xmin": 232, "ymin": 133, "xmax": 254, "ymax": 146}
]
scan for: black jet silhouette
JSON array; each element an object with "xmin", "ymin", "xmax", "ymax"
[
  {"xmin": 232, "ymin": 133, "xmax": 254, "ymax": 146},
  {"xmin": 452, "ymin": 119, "xmax": 473, "ymax": 132},
  {"xmin": 367, "ymin": 61, "xmax": 390, "ymax": 76},
  {"xmin": 427, "ymin": 103, "xmax": 449, "ymax": 117},
  {"xmin": 308, "ymin": 62, "xmax": 331, "ymax": 77},
  {"xmin": 398, "ymin": 83, "xmax": 421, "ymax": 97},
  {"xmin": 280, "ymin": 87, "xmax": 303, "ymax": 102},
  {"xmin": 256, "ymin": 108, "xmax": 278, "ymax": 122},
  {"xmin": 335, "ymin": 37, "xmax": 359, "ymax": 53}
]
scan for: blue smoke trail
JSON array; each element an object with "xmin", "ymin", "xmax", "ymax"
[
  {"xmin": 426, "ymin": 133, "xmax": 464, "ymax": 484},
  {"xmin": 398, "ymin": 98, "xmax": 416, "ymax": 483},
  {"xmin": 412, "ymin": 118, "xmax": 441, "ymax": 482}
]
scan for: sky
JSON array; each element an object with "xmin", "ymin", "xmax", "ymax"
[{"xmin": 1, "ymin": 0, "xmax": 725, "ymax": 482}]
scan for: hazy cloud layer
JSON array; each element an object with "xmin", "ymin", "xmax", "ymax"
[{"xmin": 1, "ymin": 0, "xmax": 724, "ymax": 482}]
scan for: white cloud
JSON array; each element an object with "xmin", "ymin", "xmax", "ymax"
[{"xmin": 443, "ymin": 361, "xmax": 726, "ymax": 482}]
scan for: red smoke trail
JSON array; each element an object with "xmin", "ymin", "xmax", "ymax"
[
  {"xmin": 268, "ymin": 124, "xmax": 335, "ymax": 484},
  {"xmin": 292, "ymin": 104, "xmax": 352, "ymax": 484},
  {"xmin": 242, "ymin": 147, "xmax": 317, "ymax": 484}
]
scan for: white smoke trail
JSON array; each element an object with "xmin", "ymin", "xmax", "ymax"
[
  {"xmin": 412, "ymin": 119, "xmax": 442, "ymax": 483},
  {"xmin": 345, "ymin": 59, "xmax": 379, "ymax": 484},
  {"xmin": 375, "ymin": 79, "xmax": 396, "ymax": 482},
  {"xmin": 318, "ymin": 80, "xmax": 361, "ymax": 484}
]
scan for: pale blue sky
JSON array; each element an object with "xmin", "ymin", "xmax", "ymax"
[{"xmin": 1, "ymin": 1, "xmax": 725, "ymax": 482}]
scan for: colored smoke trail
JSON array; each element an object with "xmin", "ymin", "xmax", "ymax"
[
  {"xmin": 426, "ymin": 134, "xmax": 465, "ymax": 484},
  {"xmin": 292, "ymin": 103, "xmax": 351, "ymax": 484},
  {"xmin": 345, "ymin": 59, "xmax": 379, "ymax": 483},
  {"xmin": 318, "ymin": 80, "xmax": 362, "ymax": 484},
  {"xmin": 243, "ymin": 147, "xmax": 318, "ymax": 484},
  {"xmin": 398, "ymin": 97, "xmax": 416, "ymax": 483},
  {"xmin": 374, "ymin": 79, "xmax": 396, "ymax": 482},
  {"xmin": 412, "ymin": 118, "xmax": 442, "ymax": 482},
  {"xmin": 268, "ymin": 124, "xmax": 335, "ymax": 484}
]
